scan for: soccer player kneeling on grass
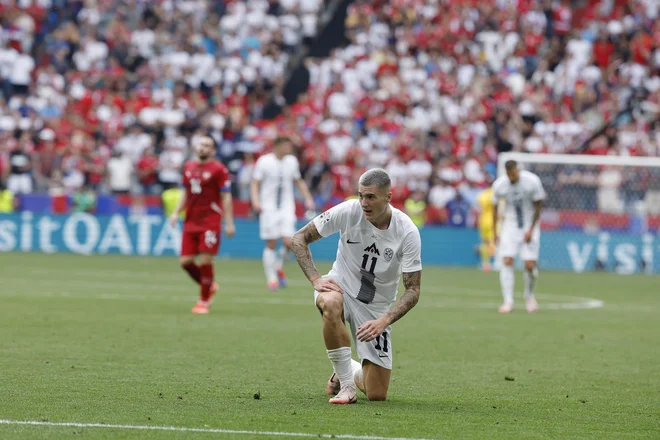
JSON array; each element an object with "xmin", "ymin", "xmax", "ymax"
[
  {"xmin": 491, "ymin": 160, "xmax": 545, "ymax": 314},
  {"xmin": 169, "ymin": 135, "xmax": 236, "ymax": 314},
  {"xmin": 291, "ymin": 168, "xmax": 422, "ymax": 404}
]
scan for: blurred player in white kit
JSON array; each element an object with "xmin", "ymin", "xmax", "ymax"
[
  {"xmin": 492, "ymin": 160, "xmax": 546, "ymax": 313},
  {"xmin": 251, "ymin": 137, "xmax": 315, "ymax": 291},
  {"xmin": 291, "ymin": 168, "xmax": 423, "ymax": 404}
]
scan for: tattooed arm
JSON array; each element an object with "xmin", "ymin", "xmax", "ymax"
[
  {"xmin": 291, "ymin": 221, "xmax": 323, "ymax": 284},
  {"xmin": 292, "ymin": 222, "xmax": 343, "ymax": 293},
  {"xmin": 383, "ymin": 271, "xmax": 421, "ymax": 326},
  {"xmin": 356, "ymin": 270, "xmax": 421, "ymax": 342}
]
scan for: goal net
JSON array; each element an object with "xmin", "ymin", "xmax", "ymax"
[{"xmin": 496, "ymin": 152, "xmax": 660, "ymax": 274}]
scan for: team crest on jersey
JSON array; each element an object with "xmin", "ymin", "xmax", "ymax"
[
  {"xmin": 363, "ymin": 243, "xmax": 380, "ymax": 255},
  {"xmin": 384, "ymin": 247, "xmax": 393, "ymax": 261},
  {"xmin": 203, "ymin": 171, "xmax": 211, "ymax": 180}
]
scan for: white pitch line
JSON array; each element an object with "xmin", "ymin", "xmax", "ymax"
[{"xmin": 0, "ymin": 420, "xmax": 432, "ymax": 440}]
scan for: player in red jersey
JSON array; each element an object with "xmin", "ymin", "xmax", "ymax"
[{"xmin": 168, "ymin": 135, "xmax": 236, "ymax": 314}]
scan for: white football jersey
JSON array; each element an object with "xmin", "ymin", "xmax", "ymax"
[
  {"xmin": 313, "ymin": 200, "xmax": 423, "ymax": 310},
  {"xmin": 492, "ymin": 170, "xmax": 546, "ymax": 230},
  {"xmin": 252, "ymin": 153, "xmax": 302, "ymax": 212}
]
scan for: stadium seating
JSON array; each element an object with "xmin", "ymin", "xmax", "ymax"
[{"xmin": 0, "ymin": 0, "xmax": 658, "ymax": 228}]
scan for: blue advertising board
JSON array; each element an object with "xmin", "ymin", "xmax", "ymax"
[{"xmin": 0, "ymin": 213, "xmax": 657, "ymax": 273}]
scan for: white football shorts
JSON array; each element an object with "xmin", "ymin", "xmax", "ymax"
[
  {"xmin": 498, "ymin": 224, "xmax": 541, "ymax": 261},
  {"xmin": 259, "ymin": 209, "xmax": 297, "ymax": 240},
  {"xmin": 314, "ymin": 286, "xmax": 393, "ymax": 370}
]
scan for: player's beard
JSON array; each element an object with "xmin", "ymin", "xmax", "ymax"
[{"xmin": 197, "ymin": 152, "xmax": 210, "ymax": 162}]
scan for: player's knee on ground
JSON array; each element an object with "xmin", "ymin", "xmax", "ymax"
[
  {"xmin": 266, "ymin": 239, "xmax": 277, "ymax": 250},
  {"xmin": 362, "ymin": 360, "xmax": 390, "ymax": 401},
  {"xmin": 317, "ymin": 292, "xmax": 344, "ymax": 320},
  {"xmin": 524, "ymin": 260, "xmax": 536, "ymax": 271},
  {"xmin": 503, "ymin": 257, "xmax": 514, "ymax": 266},
  {"xmin": 179, "ymin": 256, "xmax": 195, "ymax": 267},
  {"xmin": 366, "ymin": 389, "xmax": 388, "ymax": 401}
]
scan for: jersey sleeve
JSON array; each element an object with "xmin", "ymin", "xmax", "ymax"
[
  {"xmin": 401, "ymin": 229, "xmax": 423, "ymax": 272},
  {"xmin": 313, "ymin": 201, "xmax": 354, "ymax": 237},
  {"xmin": 531, "ymin": 175, "xmax": 546, "ymax": 202},
  {"xmin": 217, "ymin": 165, "xmax": 231, "ymax": 192}
]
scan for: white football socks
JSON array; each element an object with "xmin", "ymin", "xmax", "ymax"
[
  {"xmin": 524, "ymin": 267, "xmax": 538, "ymax": 298},
  {"xmin": 262, "ymin": 247, "xmax": 278, "ymax": 283},
  {"xmin": 351, "ymin": 358, "xmax": 364, "ymax": 392},
  {"xmin": 327, "ymin": 347, "xmax": 355, "ymax": 390},
  {"xmin": 275, "ymin": 246, "xmax": 290, "ymax": 271},
  {"xmin": 500, "ymin": 265, "xmax": 514, "ymax": 305}
]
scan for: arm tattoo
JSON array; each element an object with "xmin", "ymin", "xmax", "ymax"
[
  {"xmin": 291, "ymin": 221, "xmax": 323, "ymax": 284},
  {"xmin": 383, "ymin": 271, "xmax": 421, "ymax": 325}
]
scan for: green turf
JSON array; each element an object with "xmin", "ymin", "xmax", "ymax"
[{"xmin": 0, "ymin": 252, "xmax": 658, "ymax": 440}]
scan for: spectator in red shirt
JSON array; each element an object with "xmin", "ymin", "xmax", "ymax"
[
  {"xmin": 136, "ymin": 147, "xmax": 160, "ymax": 195},
  {"xmin": 631, "ymin": 30, "xmax": 653, "ymax": 65},
  {"xmin": 593, "ymin": 31, "xmax": 615, "ymax": 68}
]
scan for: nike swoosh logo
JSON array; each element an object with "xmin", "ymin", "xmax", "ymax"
[
  {"xmin": 378, "ymin": 354, "xmax": 388, "ymax": 358},
  {"xmin": 347, "ymin": 240, "xmax": 360, "ymax": 244}
]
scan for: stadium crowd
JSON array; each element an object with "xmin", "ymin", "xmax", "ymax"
[{"xmin": 0, "ymin": 0, "xmax": 659, "ymax": 222}]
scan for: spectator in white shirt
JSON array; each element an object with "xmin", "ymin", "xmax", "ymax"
[
  {"xmin": 107, "ymin": 150, "xmax": 133, "ymax": 195},
  {"xmin": 9, "ymin": 51, "xmax": 35, "ymax": 96}
]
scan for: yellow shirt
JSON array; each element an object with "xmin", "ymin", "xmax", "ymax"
[
  {"xmin": 477, "ymin": 188, "xmax": 494, "ymax": 232},
  {"xmin": 0, "ymin": 190, "xmax": 14, "ymax": 213},
  {"xmin": 404, "ymin": 198, "xmax": 426, "ymax": 228},
  {"xmin": 162, "ymin": 188, "xmax": 184, "ymax": 219}
]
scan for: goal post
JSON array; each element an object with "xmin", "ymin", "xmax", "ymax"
[{"xmin": 496, "ymin": 152, "xmax": 660, "ymax": 274}]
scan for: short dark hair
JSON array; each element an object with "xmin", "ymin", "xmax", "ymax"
[
  {"xmin": 359, "ymin": 168, "xmax": 391, "ymax": 189},
  {"xmin": 505, "ymin": 160, "xmax": 518, "ymax": 171},
  {"xmin": 204, "ymin": 134, "xmax": 218, "ymax": 149}
]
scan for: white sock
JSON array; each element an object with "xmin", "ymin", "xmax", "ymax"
[
  {"xmin": 351, "ymin": 359, "xmax": 363, "ymax": 391},
  {"xmin": 262, "ymin": 248, "xmax": 278, "ymax": 283},
  {"xmin": 524, "ymin": 267, "xmax": 538, "ymax": 298},
  {"xmin": 327, "ymin": 347, "xmax": 355, "ymax": 390},
  {"xmin": 500, "ymin": 265, "xmax": 514, "ymax": 305},
  {"xmin": 275, "ymin": 247, "xmax": 289, "ymax": 271}
]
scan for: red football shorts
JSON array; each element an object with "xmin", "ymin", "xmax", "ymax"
[{"xmin": 181, "ymin": 229, "xmax": 221, "ymax": 256}]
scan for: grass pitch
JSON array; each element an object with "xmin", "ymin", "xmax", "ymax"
[{"xmin": 0, "ymin": 252, "xmax": 658, "ymax": 439}]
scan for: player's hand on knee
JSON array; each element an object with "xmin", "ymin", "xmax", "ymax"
[
  {"xmin": 313, "ymin": 278, "xmax": 343, "ymax": 294},
  {"xmin": 356, "ymin": 318, "xmax": 388, "ymax": 343}
]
